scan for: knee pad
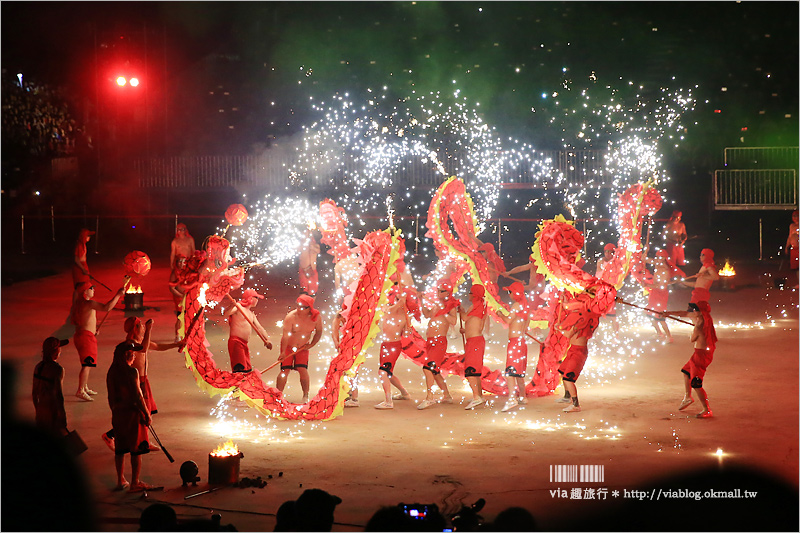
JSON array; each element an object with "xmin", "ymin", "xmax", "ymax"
[
  {"xmin": 691, "ymin": 376, "xmax": 703, "ymax": 389},
  {"xmin": 379, "ymin": 362, "xmax": 393, "ymax": 377},
  {"xmin": 423, "ymin": 361, "xmax": 440, "ymax": 375}
]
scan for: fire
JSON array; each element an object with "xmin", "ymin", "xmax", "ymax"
[
  {"xmin": 210, "ymin": 439, "xmax": 240, "ymax": 457},
  {"xmin": 125, "ymin": 284, "xmax": 143, "ymax": 294},
  {"xmin": 718, "ymin": 260, "xmax": 736, "ymax": 277},
  {"xmin": 198, "ymin": 283, "xmax": 209, "ymax": 307}
]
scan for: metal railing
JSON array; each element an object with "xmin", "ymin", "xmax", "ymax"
[
  {"xmin": 723, "ymin": 147, "xmax": 800, "ymax": 170},
  {"xmin": 713, "ymin": 169, "xmax": 798, "ymax": 210},
  {"xmin": 131, "ymin": 149, "xmax": 611, "ymax": 190}
]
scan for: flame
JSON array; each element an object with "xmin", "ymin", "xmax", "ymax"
[
  {"xmin": 307, "ymin": 219, "xmax": 317, "ymax": 231},
  {"xmin": 198, "ymin": 283, "xmax": 209, "ymax": 307},
  {"xmin": 125, "ymin": 284, "xmax": 143, "ymax": 294},
  {"xmin": 718, "ymin": 260, "xmax": 736, "ymax": 277},
  {"xmin": 210, "ymin": 439, "xmax": 239, "ymax": 457}
]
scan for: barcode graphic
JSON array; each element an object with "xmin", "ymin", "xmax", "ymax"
[{"xmin": 550, "ymin": 465, "xmax": 605, "ymax": 482}]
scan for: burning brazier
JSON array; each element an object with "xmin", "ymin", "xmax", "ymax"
[{"xmin": 208, "ymin": 440, "xmax": 243, "ymax": 485}]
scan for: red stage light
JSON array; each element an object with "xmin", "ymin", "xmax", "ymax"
[
  {"xmin": 129, "ymin": 77, "xmax": 139, "ymax": 87},
  {"xmin": 116, "ymin": 76, "xmax": 127, "ymax": 86}
]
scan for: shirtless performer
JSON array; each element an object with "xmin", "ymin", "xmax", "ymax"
[
  {"xmin": 334, "ymin": 252, "xmax": 360, "ymax": 300},
  {"xmin": 424, "ymin": 249, "xmax": 461, "ymax": 339},
  {"xmin": 644, "ymin": 250, "xmax": 685, "ymax": 343},
  {"xmin": 681, "ymin": 248, "xmax": 720, "ymax": 305},
  {"xmin": 596, "ymin": 243, "xmax": 621, "ymax": 335},
  {"xmin": 169, "ymin": 223, "xmax": 195, "ymax": 340},
  {"xmin": 554, "ymin": 288, "xmax": 604, "ymax": 413},
  {"xmin": 417, "ymin": 282, "xmax": 458, "ymax": 410},
  {"xmin": 664, "ymin": 211, "xmax": 688, "ymax": 266},
  {"xmin": 223, "ymin": 289, "xmax": 272, "ymax": 373},
  {"xmin": 374, "ymin": 288, "xmax": 412, "ymax": 409},
  {"xmin": 662, "ymin": 302, "xmax": 717, "ymax": 418},
  {"xmin": 106, "ymin": 340, "xmax": 153, "ymax": 492},
  {"xmin": 276, "ymin": 295, "xmax": 323, "ymax": 403},
  {"xmin": 72, "ymin": 228, "xmax": 94, "ymax": 289},
  {"xmin": 460, "ymin": 284, "xmax": 488, "ymax": 410},
  {"xmin": 102, "ymin": 317, "xmax": 182, "ymax": 451},
  {"xmin": 498, "ymin": 281, "xmax": 530, "ymax": 412},
  {"xmin": 503, "ymin": 254, "xmax": 546, "ymax": 303},
  {"xmin": 299, "ymin": 230, "xmax": 321, "ymax": 296},
  {"xmin": 72, "ymin": 280, "xmax": 126, "ymax": 401}
]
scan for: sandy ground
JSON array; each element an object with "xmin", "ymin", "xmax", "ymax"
[{"xmin": 2, "ymin": 258, "xmax": 798, "ymax": 531}]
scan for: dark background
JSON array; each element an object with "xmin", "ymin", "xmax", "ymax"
[{"xmin": 2, "ymin": 1, "xmax": 798, "ymax": 276}]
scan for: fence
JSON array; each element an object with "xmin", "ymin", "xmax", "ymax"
[
  {"xmin": 131, "ymin": 149, "xmax": 611, "ymax": 190},
  {"xmin": 723, "ymin": 147, "xmax": 800, "ymax": 170},
  {"xmin": 713, "ymin": 169, "xmax": 798, "ymax": 210}
]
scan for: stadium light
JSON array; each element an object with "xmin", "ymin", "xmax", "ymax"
[
  {"xmin": 129, "ymin": 77, "xmax": 139, "ymax": 87},
  {"xmin": 116, "ymin": 76, "xmax": 127, "ymax": 86}
]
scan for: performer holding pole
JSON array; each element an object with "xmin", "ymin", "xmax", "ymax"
[
  {"xmin": 417, "ymin": 282, "xmax": 458, "ymax": 410},
  {"xmin": 373, "ymin": 287, "xmax": 413, "ymax": 410},
  {"xmin": 680, "ymin": 248, "xmax": 720, "ymax": 305},
  {"xmin": 643, "ymin": 250, "xmax": 686, "ymax": 342},
  {"xmin": 222, "ymin": 289, "xmax": 272, "ymax": 373},
  {"xmin": 460, "ymin": 284, "xmax": 488, "ymax": 410},
  {"xmin": 661, "ymin": 302, "xmax": 717, "ymax": 419},
  {"xmin": 497, "ymin": 282, "xmax": 531, "ymax": 412},
  {"xmin": 72, "ymin": 279, "xmax": 126, "ymax": 401},
  {"xmin": 275, "ymin": 295, "xmax": 323, "ymax": 404}
]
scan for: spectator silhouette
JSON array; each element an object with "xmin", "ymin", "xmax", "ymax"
[
  {"xmin": 294, "ymin": 488, "xmax": 342, "ymax": 531},
  {"xmin": 1, "ymin": 361, "xmax": 97, "ymax": 531},
  {"xmin": 273, "ymin": 499, "xmax": 298, "ymax": 531},
  {"xmin": 140, "ymin": 503, "xmax": 178, "ymax": 531},
  {"xmin": 366, "ymin": 504, "xmax": 447, "ymax": 532},
  {"xmin": 490, "ymin": 507, "xmax": 537, "ymax": 531}
]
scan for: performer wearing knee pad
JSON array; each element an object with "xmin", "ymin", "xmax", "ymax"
[
  {"xmin": 460, "ymin": 284, "xmax": 488, "ymax": 410},
  {"xmin": 276, "ymin": 295, "xmax": 323, "ymax": 404},
  {"xmin": 417, "ymin": 282, "xmax": 458, "ymax": 410},
  {"xmin": 663, "ymin": 301, "xmax": 717, "ymax": 418}
]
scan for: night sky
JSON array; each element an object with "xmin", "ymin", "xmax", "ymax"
[{"xmin": 2, "ymin": 1, "xmax": 797, "ymax": 158}]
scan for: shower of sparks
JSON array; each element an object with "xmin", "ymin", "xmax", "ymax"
[
  {"xmin": 230, "ymin": 195, "xmax": 318, "ymax": 268},
  {"xmin": 286, "ymin": 88, "xmax": 555, "ymax": 225},
  {"xmin": 208, "ymin": 75, "xmax": 710, "ymax": 432}
]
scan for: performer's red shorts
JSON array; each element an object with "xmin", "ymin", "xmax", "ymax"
[
  {"xmin": 558, "ymin": 344, "xmax": 589, "ymax": 382},
  {"xmin": 681, "ymin": 348, "xmax": 713, "ymax": 387},
  {"xmin": 379, "ymin": 340, "xmax": 403, "ymax": 377},
  {"xmin": 505, "ymin": 336, "xmax": 527, "ymax": 377},
  {"xmin": 648, "ymin": 288, "xmax": 669, "ymax": 318},
  {"xmin": 423, "ymin": 336, "xmax": 447, "ymax": 375},
  {"xmin": 140, "ymin": 374, "xmax": 157, "ymax": 415},
  {"xmin": 690, "ymin": 287, "xmax": 710, "ymax": 304},
  {"xmin": 281, "ymin": 348, "xmax": 309, "ymax": 370},
  {"xmin": 73, "ymin": 329, "xmax": 97, "ymax": 367},
  {"xmin": 228, "ymin": 335, "xmax": 252, "ymax": 373},
  {"xmin": 112, "ymin": 407, "xmax": 150, "ymax": 456},
  {"xmin": 666, "ymin": 242, "xmax": 685, "ymax": 266},
  {"xmin": 463, "ymin": 336, "xmax": 485, "ymax": 377},
  {"xmin": 790, "ymin": 246, "xmax": 798, "ymax": 270},
  {"xmin": 299, "ymin": 267, "xmax": 319, "ymax": 296}
]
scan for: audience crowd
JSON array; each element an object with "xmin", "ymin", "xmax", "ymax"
[{"xmin": 2, "ymin": 71, "xmax": 89, "ymax": 159}]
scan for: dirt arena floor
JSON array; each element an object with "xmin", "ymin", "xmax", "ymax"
[{"xmin": 2, "ymin": 256, "xmax": 798, "ymax": 531}]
